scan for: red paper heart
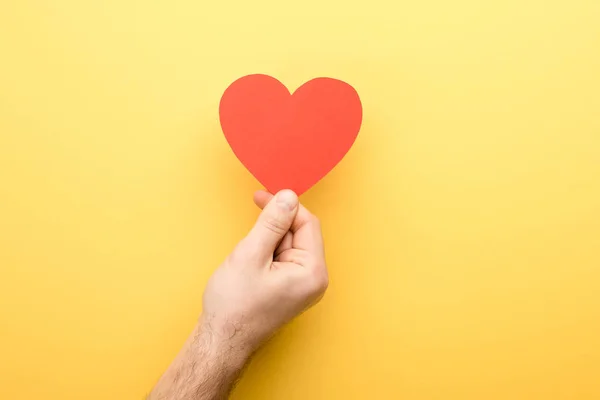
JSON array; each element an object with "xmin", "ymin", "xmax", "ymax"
[{"xmin": 219, "ymin": 74, "xmax": 362, "ymax": 195}]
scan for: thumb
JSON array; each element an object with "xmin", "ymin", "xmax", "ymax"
[{"xmin": 246, "ymin": 189, "xmax": 299, "ymax": 259}]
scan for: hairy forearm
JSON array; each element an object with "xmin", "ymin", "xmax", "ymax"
[
  {"xmin": 148, "ymin": 317, "xmax": 251, "ymax": 400},
  {"xmin": 149, "ymin": 190, "xmax": 328, "ymax": 399}
]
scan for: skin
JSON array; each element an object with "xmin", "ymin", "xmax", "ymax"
[{"xmin": 148, "ymin": 189, "xmax": 329, "ymax": 400}]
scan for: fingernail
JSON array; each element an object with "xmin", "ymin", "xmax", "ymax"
[{"xmin": 276, "ymin": 189, "xmax": 298, "ymax": 211}]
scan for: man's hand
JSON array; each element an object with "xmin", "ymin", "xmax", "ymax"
[
  {"xmin": 149, "ymin": 190, "xmax": 328, "ymax": 400},
  {"xmin": 202, "ymin": 189, "xmax": 328, "ymax": 353}
]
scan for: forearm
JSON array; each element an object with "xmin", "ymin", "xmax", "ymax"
[
  {"xmin": 148, "ymin": 317, "xmax": 251, "ymax": 400},
  {"xmin": 149, "ymin": 190, "xmax": 328, "ymax": 398}
]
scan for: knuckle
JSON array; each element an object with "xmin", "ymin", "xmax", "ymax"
[
  {"xmin": 318, "ymin": 273, "xmax": 330, "ymax": 292},
  {"xmin": 309, "ymin": 217, "xmax": 323, "ymax": 237},
  {"xmin": 308, "ymin": 213, "xmax": 321, "ymax": 228},
  {"xmin": 262, "ymin": 215, "xmax": 288, "ymax": 236},
  {"xmin": 309, "ymin": 264, "xmax": 329, "ymax": 294},
  {"xmin": 291, "ymin": 251, "xmax": 309, "ymax": 266}
]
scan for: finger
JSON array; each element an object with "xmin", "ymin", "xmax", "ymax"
[
  {"xmin": 253, "ymin": 190, "xmax": 273, "ymax": 208},
  {"xmin": 245, "ymin": 189, "xmax": 299, "ymax": 260},
  {"xmin": 275, "ymin": 249, "xmax": 329, "ymax": 293},
  {"xmin": 251, "ymin": 190, "xmax": 293, "ymax": 259},
  {"xmin": 276, "ymin": 248, "xmax": 326, "ymax": 274},
  {"xmin": 275, "ymin": 248, "xmax": 308, "ymax": 265},
  {"xmin": 254, "ymin": 190, "xmax": 320, "ymax": 240},
  {"xmin": 292, "ymin": 216, "xmax": 325, "ymax": 259},
  {"xmin": 275, "ymin": 231, "xmax": 293, "ymax": 258}
]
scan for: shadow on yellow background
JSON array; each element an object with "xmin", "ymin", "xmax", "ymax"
[{"xmin": 1, "ymin": 0, "xmax": 599, "ymax": 399}]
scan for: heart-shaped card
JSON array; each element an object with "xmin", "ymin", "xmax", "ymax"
[{"xmin": 219, "ymin": 74, "xmax": 362, "ymax": 195}]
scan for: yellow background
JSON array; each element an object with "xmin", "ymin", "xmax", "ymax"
[{"xmin": 1, "ymin": 0, "xmax": 599, "ymax": 399}]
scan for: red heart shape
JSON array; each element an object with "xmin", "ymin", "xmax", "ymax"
[{"xmin": 219, "ymin": 74, "xmax": 362, "ymax": 195}]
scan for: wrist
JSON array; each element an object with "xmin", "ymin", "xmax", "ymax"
[{"xmin": 197, "ymin": 314, "xmax": 255, "ymax": 369}]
